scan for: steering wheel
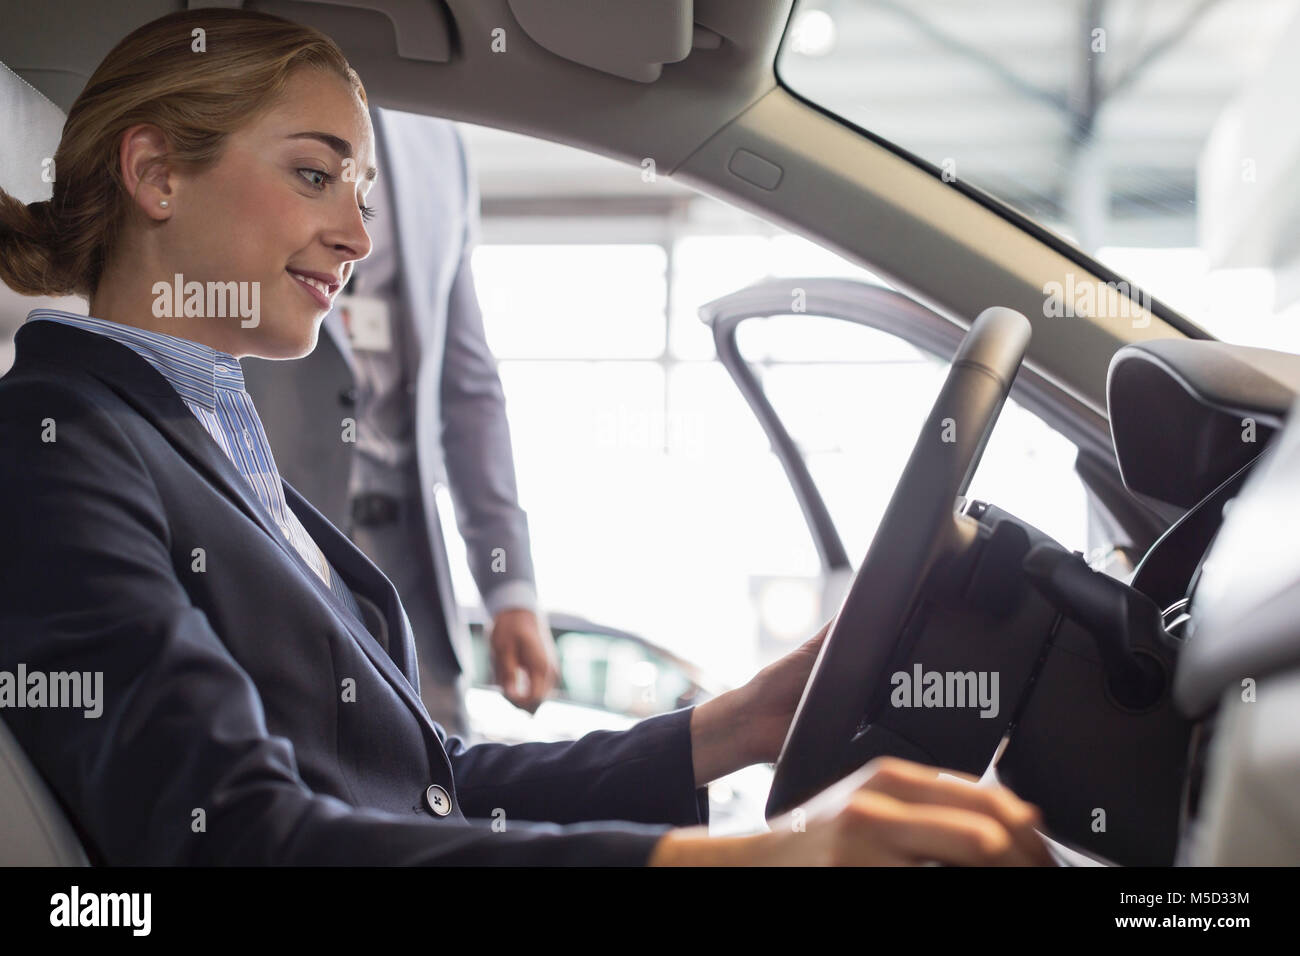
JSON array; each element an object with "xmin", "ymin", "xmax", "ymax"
[{"xmin": 766, "ymin": 306, "xmax": 1033, "ymax": 818}]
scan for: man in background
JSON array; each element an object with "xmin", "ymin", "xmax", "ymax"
[{"xmin": 242, "ymin": 108, "xmax": 556, "ymax": 736}]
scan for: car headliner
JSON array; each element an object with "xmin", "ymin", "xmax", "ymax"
[{"xmin": 0, "ymin": 0, "xmax": 1198, "ymax": 416}]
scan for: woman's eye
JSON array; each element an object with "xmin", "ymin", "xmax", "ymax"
[
  {"xmin": 297, "ymin": 167, "xmax": 333, "ymax": 189},
  {"xmin": 299, "ymin": 167, "xmax": 373, "ymax": 221}
]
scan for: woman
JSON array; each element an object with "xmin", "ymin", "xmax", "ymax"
[{"xmin": 0, "ymin": 8, "xmax": 1051, "ymax": 866}]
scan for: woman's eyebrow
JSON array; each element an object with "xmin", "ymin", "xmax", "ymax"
[{"xmin": 286, "ymin": 131, "xmax": 378, "ymax": 181}]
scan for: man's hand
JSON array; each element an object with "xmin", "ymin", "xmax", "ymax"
[{"xmin": 488, "ymin": 608, "xmax": 558, "ymax": 713}]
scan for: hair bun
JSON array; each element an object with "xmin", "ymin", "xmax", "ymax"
[
  {"xmin": 0, "ymin": 188, "xmax": 69, "ymax": 296},
  {"xmin": 26, "ymin": 199, "xmax": 57, "ymax": 236}
]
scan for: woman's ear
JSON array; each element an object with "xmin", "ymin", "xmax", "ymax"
[{"xmin": 118, "ymin": 124, "xmax": 175, "ymax": 221}]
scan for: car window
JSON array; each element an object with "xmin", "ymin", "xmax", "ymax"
[
  {"xmin": 435, "ymin": 237, "xmax": 834, "ymax": 685},
  {"xmin": 777, "ymin": 0, "xmax": 1300, "ymax": 355},
  {"xmin": 737, "ymin": 314, "xmax": 1090, "ymax": 561},
  {"xmin": 552, "ymin": 631, "xmax": 694, "ymax": 717},
  {"xmin": 466, "ymin": 622, "xmax": 697, "ymax": 717},
  {"xmin": 438, "ymin": 227, "xmax": 1093, "ymax": 682}
]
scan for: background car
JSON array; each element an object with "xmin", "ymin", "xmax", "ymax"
[{"xmin": 460, "ymin": 607, "xmax": 771, "ymax": 834}]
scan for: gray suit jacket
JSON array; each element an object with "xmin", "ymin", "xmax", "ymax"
[{"xmin": 243, "ymin": 110, "xmax": 534, "ymax": 676}]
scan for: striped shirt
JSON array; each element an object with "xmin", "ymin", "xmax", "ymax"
[{"xmin": 25, "ymin": 309, "xmax": 366, "ymax": 627}]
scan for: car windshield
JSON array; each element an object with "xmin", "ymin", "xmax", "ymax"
[{"xmin": 777, "ymin": 0, "xmax": 1300, "ymax": 354}]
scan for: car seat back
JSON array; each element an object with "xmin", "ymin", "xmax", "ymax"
[{"xmin": 0, "ymin": 59, "xmax": 91, "ymax": 866}]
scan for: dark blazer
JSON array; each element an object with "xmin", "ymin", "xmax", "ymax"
[{"xmin": 0, "ymin": 320, "xmax": 708, "ymax": 865}]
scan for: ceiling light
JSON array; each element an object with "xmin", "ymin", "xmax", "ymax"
[{"xmin": 790, "ymin": 8, "xmax": 836, "ymax": 57}]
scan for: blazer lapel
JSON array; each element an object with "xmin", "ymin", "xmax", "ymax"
[
  {"xmin": 283, "ymin": 480, "xmax": 452, "ymax": 755},
  {"xmin": 282, "ymin": 481, "xmax": 418, "ymax": 678}
]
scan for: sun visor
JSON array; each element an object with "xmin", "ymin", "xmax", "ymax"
[{"xmin": 507, "ymin": 0, "xmax": 695, "ymax": 82}]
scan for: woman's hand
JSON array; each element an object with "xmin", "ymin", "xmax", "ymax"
[
  {"xmin": 687, "ymin": 619, "xmax": 830, "ymax": 786},
  {"xmin": 735, "ymin": 618, "xmax": 832, "ymax": 764},
  {"xmin": 650, "ymin": 756, "xmax": 1056, "ymax": 866}
]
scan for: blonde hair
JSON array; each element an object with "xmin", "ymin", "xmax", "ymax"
[{"xmin": 0, "ymin": 8, "xmax": 366, "ymax": 298}]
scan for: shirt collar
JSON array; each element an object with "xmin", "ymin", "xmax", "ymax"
[{"xmin": 24, "ymin": 309, "xmax": 246, "ymax": 411}]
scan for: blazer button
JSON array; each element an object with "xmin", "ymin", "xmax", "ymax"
[
  {"xmin": 425, "ymin": 784, "xmax": 452, "ymax": 816},
  {"xmin": 339, "ymin": 386, "xmax": 357, "ymax": 407}
]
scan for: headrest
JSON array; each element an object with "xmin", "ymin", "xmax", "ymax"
[
  {"xmin": 0, "ymin": 60, "xmax": 64, "ymax": 205},
  {"xmin": 0, "ymin": 60, "xmax": 83, "ymax": 374}
]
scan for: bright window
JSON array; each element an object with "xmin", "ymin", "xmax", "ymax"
[
  {"xmin": 443, "ymin": 230, "xmax": 1088, "ymax": 686},
  {"xmin": 778, "ymin": 0, "xmax": 1300, "ymax": 353}
]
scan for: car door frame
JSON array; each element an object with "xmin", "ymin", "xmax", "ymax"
[{"xmin": 699, "ymin": 277, "xmax": 1178, "ymax": 579}]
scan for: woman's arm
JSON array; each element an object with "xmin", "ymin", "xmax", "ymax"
[
  {"xmin": 441, "ymin": 621, "xmax": 824, "ymax": 825},
  {"xmin": 442, "ymin": 624, "xmax": 832, "ymax": 826},
  {"xmin": 441, "ymin": 707, "xmax": 709, "ymax": 828},
  {"xmin": 690, "ymin": 621, "xmax": 832, "ymax": 786}
]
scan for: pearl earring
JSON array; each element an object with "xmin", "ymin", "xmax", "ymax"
[{"xmin": 159, "ymin": 200, "xmax": 169, "ymax": 208}]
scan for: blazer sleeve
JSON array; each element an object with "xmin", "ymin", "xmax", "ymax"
[
  {"xmin": 443, "ymin": 707, "xmax": 712, "ymax": 827},
  {"xmin": 0, "ymin": 379, "xmax": 679, "ymax": 865},
  {"xmin": 436, "ymin": 125, "xmax": 538, "ymax": 614}
]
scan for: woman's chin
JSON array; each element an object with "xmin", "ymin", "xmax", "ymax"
[{"xmin": 244, "ymin": 322, "xmax": 319, "ymax": 361}]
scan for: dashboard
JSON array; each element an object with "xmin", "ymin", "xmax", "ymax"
[{"xmin": 1106, "ymin": 338, "xmax": 1300, "ymax": 863}]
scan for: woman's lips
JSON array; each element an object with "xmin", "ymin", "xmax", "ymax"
[{"xmin": 287, "ymin": 269, "xmax": 333, "ymax": 309}]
